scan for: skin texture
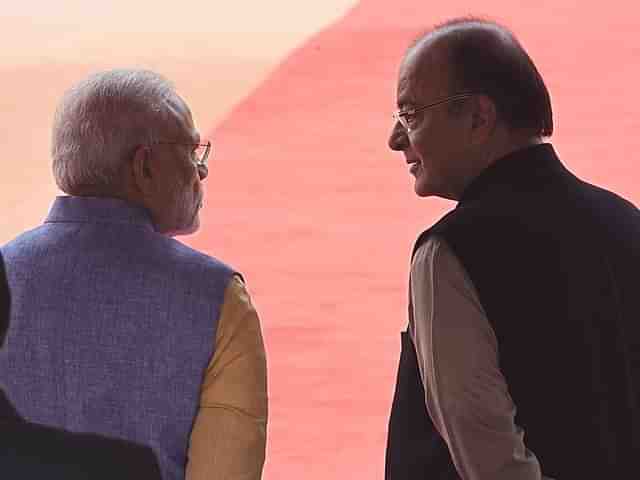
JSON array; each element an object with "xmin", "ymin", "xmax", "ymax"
[
  {"xmin": 388, "ymin": 37, "xmax": 542, "ymax": 201},
  {"xmin": 126, "ymin": 95, "xmax": 208, "ymax": 236}
]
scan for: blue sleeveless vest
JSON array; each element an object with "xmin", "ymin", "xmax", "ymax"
[{"xmin": 0, "ymin": 196, "xmax": 235, "ymax": 479}]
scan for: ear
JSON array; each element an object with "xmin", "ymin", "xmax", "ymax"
[
  {"xmin": 130, "ymin": 145, "xmax": 155, "ymax": 195},
  {"xmin": 469, "ymin": 95, "xmax": 497, "ymax": 144}
]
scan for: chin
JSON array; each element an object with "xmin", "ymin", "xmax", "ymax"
[
  {"xmin": 414, "ymin": 187, "xmax": 432, "ymax": 198},
  {"xmin": 414, "ymin": 179, "xmax": 452, "ymax": 200},
  {"xmin": 161, "ymin": 217, "xmax": 200, "ymax": 237},
  {"xmin": 174, "ymin": 220, "xmax": 199, "ymax": 237},
  {"xmin": 414, "ymin": 178, "xmax": 434, "ymax": 198}
]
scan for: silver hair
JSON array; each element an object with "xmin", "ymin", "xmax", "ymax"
[{"xmin": 51, "ymin": 69, "xmax": 179, "ymax": 194}]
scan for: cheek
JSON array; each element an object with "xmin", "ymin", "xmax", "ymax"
[
  {"xmin": 191, "ymin": 172, "xmax": 202, "ymax": 191},
  {"xmin": 170, "ymin": 167, "xmax": 195, "ymax": 197},
  {"xmin": 160, "ymin": 178, "xmax": 190, "ymax": 217},
  {"xmin": 188, "ymin": 175, "xmax": 202, "ymax": 202},
  {"xmin": 183, "ymin": 165, "xmax": 200, "ymax": 188},
  {"xmin": 408, "ymin": 129, "xmax": 433, "ymax": 162},
  {"xmin": 410, "ymin": 129, "xmax": 448, "ymax": 182},
  {"xmin": 183, "ymin": 171, "xmax": 203, "ymax": 206},
  {"xmin": 410, "ymin": 119, "xmax": 451, "ymax": 161}
]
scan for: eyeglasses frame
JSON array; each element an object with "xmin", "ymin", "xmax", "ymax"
[
  {"xmin": 393, "ymin": 92, "xmax": 478, "ymax": 132},
  {"xmin": 151, "ymin": 140, "xmax": 212, "ymax": 168}
]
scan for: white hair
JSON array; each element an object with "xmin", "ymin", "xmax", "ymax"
[{"xmin": 51, "ymin": 69, "xmax": 178, "ymax": 194}]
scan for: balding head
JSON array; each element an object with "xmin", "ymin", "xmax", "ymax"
[
  {"xmin": 389, "ymin": 18, "xmax": 552, "ymax": 200},
  {"xmin": 409, "ymin": 18, "xmax": 553, "ymax": 137}
]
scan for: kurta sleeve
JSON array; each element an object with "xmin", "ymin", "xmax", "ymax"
[
  {"xmin": 186, "ymin": 275, "xmax": 268, "ymax": 480},
  {"xmin": 409, "ymin": 236, "xmax": 548, "ymax": 480}
]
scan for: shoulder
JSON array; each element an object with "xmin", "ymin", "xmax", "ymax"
[
  {"xmin": 573, "ymin": 180, "xmax": 640, "ymax": 224},
  {"xmin": 147, "ymin": 238, "xmax": 241, "ymax": 301},
  {"xmin": 412, "ymin": 235, "xmax": 445, "ymax": 271},
  {"xmin": 224, "ymin": 274, "xmax": 250, "ymax": 299},
  {"xmin": 1, "ymin": 226, "xmax": 50, "ymax": 258},
  {"xmin": 411, "ymin": 236, "xmax": 472, "ymax": 289},
  {"xmin": 160, "ymin": 237, "xmax": 236, "ymax": 275},
  {"xmin": 412, "ymin": 204, "xmax": 495, "ymax": 258}
]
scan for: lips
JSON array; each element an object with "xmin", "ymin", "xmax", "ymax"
[{"xmin": 406, "ymin": 155, "xmax": 421, "ymax": 175}]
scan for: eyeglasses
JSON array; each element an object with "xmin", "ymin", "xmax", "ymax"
[
  {"xmin": 392, "ymin": 93, "xmax": 476, "ymax": 132},
  {"xmin": 152, "ymin": 140, "xmax": 212, "ymax": 168}
]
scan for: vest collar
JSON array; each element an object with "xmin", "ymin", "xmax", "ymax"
[
  {"xmin": 45, "ymin": 196, "xmax": 155, "ymax": 231},
  {"xmin": 459, "ymin": 143, "xmax": 567, "ymax": 205}
]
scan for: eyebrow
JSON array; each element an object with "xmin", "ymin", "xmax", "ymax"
[
  {"xmin": 396, "ymin": 93, "xmax": 416, "ymax": 110},
  {"xmin": 397, "ymin": 100, "xmax": 416, "ymax": 111}
]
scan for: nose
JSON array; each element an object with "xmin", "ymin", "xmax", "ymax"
[
  {"xmin": 388, "ymin": 121, "xmax": 409, "ymax": 151},
  {"xmin": 197, "ymin": 164, "xmax": 208, "ymax": 181}
]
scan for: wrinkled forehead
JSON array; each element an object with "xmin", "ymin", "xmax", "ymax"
[{"xmin": 396, "ymin": 39, "xmax": 451, "ymax": 106}]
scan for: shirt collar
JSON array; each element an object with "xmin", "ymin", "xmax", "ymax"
[
  {"xmin": 45, "ymin": 196, "xmax": 155, "ymax": 231},
  {"xmin": 458, "ymin": 143, "xmax": 567, "ymax": 205}
]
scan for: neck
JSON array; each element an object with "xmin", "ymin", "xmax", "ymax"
[
  {"xmin": 451, "ymin": 130, "xmax": 545, "ymax": 201},
  {"xmin": 68, "ymin": 183, "xmax": 147, "ymax": 210},
  {"xmin": 486, "ymin": 132, "xmax": 545, "ymax": 167},
  {"xmin": 67, "ymin": 183, "xmax": 125, "ymax": 198}
]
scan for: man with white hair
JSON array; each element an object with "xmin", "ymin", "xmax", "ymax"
[{"xmin": 0, "ymin": 69, "xmax": 268, "ymax": 480}]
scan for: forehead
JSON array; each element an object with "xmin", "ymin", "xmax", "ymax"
[
  {"xmin": 396, "ymin": 39, "xmax": 451, "ymax": 106},
  {"xmin": 163, "ymin": 94, "xmax": 199, "ymax": 142}
]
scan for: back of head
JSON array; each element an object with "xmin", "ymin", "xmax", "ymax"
[
  {"xmin": 416, "ymin": 17, "xmax": 553, "ymax": 137},
  {"xmin": 51, "ymin": 69, "xmax": 178, "ymax": 195}
]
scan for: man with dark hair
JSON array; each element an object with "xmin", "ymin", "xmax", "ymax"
[
  {"xmin": 0, "ymin": 253, "xmax": 162, "ymax": 479},
  {"xmin": 385, "ymin": 18, "xmax": 639, "ymax": 479}
]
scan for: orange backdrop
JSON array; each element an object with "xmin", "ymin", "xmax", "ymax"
[{"xmin": 2, "ymin": 1, "xmax": 639, "ymax": 478}]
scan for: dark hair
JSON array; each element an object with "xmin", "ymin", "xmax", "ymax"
[{"xmin": 416, "ymin": 17, "xmax": 553, "ymax": 137}]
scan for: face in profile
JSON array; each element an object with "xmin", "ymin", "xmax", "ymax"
[
  {"xmin": 148, "ymin": 97, "xmax": 209, "ymax": 237},
  {"xmin": 388, "ymin": 42, "xmax": 475, "ymax": 201}
]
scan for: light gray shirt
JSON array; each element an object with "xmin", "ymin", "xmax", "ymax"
[{"xmin": 409, "ymin": 235, "xmax": 555, "ymax": 480}]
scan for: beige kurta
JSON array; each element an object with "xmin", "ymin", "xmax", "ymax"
[{"xmin": 410, "ymin": 235, "xmax": 555, "ymax": 480}]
